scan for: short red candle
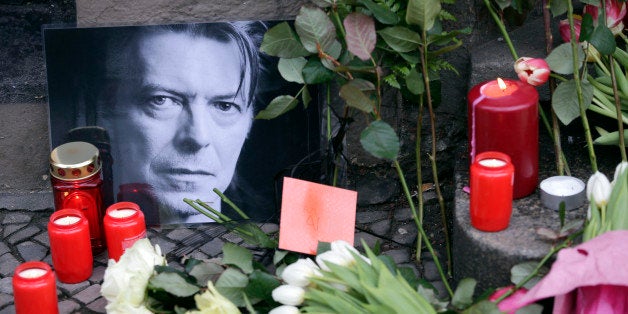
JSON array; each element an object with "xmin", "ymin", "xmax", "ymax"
[
  {"xmin": 12, "ymin": 261, "xmax": 59, "ymax": 314},
  {"xmin": 468, "ymin": 78, "xmax": 538, "ymax": 198},
  {"xmin": 470, "ymin": 151, "xmax": 515, "ymax": 232},
  {"xmin": 104, "ymin": 201, "xmax": 147, "ymax": 261},
  {"xmin": 48, "ymin": 209, "xmax": 93, "ymax": 283}
]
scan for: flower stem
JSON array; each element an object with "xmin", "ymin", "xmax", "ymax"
[
  {"xmin": 394, "ymin": 160, "xmax": 454, "ymax": 298},
  {"xmin": 483, "ymin": 0, "xmax": 518, "ymax": 60},
  {"xmin": 609, "ymin": 57, "xmax": 628, "ymax": 161},
  {"xmin": 416, "ymin": 95, "xmax": 425, "ymax": 265}
]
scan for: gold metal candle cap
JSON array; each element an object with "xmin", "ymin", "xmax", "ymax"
[{"xmin": 50, "ymin": 141, "xmax": 101, "ymax": 181}]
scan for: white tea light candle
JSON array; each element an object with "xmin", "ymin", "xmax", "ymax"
[
  {"xmin": 108, "ymin": 208, "xmax": 136, "ymax": 218},
  {"xmin": 54, "ymin": 216, "xmax": 80, "ymax": 226},
  {"xmin": 478, "ymin": 158, "xmax": 507, "ymax": 167},
  {"xmin": 539, "ymin": 176, "xmax": 586, "ymax": 211},
  {"xmin": 19, "ymin": 268, "xmax": 48, "ymax": 279}
]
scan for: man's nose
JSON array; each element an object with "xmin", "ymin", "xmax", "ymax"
[{"xmin": 175, "ymin": 104, "xmax": 212, "ymax": 152}]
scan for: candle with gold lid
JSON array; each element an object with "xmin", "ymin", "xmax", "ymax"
[{"xmin": 12, "ymin": 261, "xmax": 59, "ymax": 314}]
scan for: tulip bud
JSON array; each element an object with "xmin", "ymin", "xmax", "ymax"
[
  {"xmin": 281, "ymin": 258, "xmax": 320, "ymax": 287},
  {"xmin": 587, "ymin": 171, "xmax": 612, "ymax": 207},
  {"xmin": 269, "ymin": 305, "xmax": 301, "ymax": 314},
  {"xmin": 584, "ymin": 0, "xmax": 627, "ymax": 34},
  {"xmin": 272, "ymin": 285, "xmax": 305, "ymax": 306},
  {"xmin": 514, "ymin": 57, "xmax": 550, "ymax": 86},
  {"xmin": 559, "ymin": 16, "xmax": 582, "ymax": 43},
  {"xmin": 613, "ymin": 161, "xmax": 628, "ymax": 183}
]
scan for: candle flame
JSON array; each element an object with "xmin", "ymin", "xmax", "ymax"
[{"xmin": 497, "ymin": 77, "xmax": 507, "ymax": 90}]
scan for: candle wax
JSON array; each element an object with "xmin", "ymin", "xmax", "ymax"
[
  {"xmin": 108, "ymin": 208, "xmax": 136, "ymax": 218},
  {"xmin": 54, "ymin": 216, "xmax": 80, "ymax": 226},
  {"xmin": 478, "ymin": 158, "xmax": 507, "ymax": 167},
  {"xmin": 19, "ymin": 268, "xmax": 47, "ymax": 279}
]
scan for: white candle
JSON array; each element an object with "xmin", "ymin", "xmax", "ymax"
[
  {"xmin": 54, "ymin": 216, "xmax": 80, "ymax": 226},
  {"xmin": 478, "ymin": 158, "xmax": 507, "ymax": 167},
  {"xmin": 19, "ymin": 268, "xmax": 47, "ymax": 279},
  {"xmin": 108, "ymin": 208, "xmax": 136, "ymax": 218},
  {"xmin": 539, "ymin": 176, "xmax": 586, "ymax": 211}
]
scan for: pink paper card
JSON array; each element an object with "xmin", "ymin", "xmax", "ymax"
[{"xmin": 279, "ymin": 177, "xmax": 357, "ymax": 255}]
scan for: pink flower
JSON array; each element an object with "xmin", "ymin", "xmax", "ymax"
[
  {"xmin": 559, "ymin": 15, "xmax": 582, "ymax": 43},
  {"xmin": 514, "ymin": 57, "xmax": 550, "ymax": 86},
  {"xmin": 499, "ymin": 231, "xmax": 628, "ymax": 314},
  {"xmin": 489, "ymin": 286, "xmax": 528, "ymax": 314},
  {"xmin": 584, "ymin": 0, "xmax": 627, "ymax": 34}
]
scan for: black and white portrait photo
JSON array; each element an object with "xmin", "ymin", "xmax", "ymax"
[{"xmin": 44, "ymin": 21, "xmax": 321, "ymax": 226}]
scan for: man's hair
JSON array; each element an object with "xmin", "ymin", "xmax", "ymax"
[{"xmin": 98, "ymin": 22, "xmax": 260, "ymax": 117}]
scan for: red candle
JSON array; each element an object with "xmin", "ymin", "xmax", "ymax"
[
  {"xmin": 470, "ymin": 151, "xmax": 515, "ymax": 232},
  {"xmin": 468, "ymin": 78, "xmax": 538, "ymax": 198},
  {"xmin": 47, "ymin": 209, "xmax": 93, "ymax": 283},
  {"xmin": 50, "ymin": 141, "xmax": 106, "ymax": 253},
  {"xmin": 12, "ymin": 261, "xmax": 59, "ymax": 314},
  {"xmin": 104, "ymin": 201, "xmax": 147, "ymax": 261}
]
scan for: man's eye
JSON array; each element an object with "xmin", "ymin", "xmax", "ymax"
[
  {"xmin": 149, "ymin": 96, "xmax": 179, "ymax": 107},
  {"xmin": 214, "ymin": 101, "xmax": 242, "ymax": 113}
]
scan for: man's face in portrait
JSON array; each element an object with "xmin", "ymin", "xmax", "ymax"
[{"xmin": 108, "ymin": 31, "xmax": 253, "ymax": 222}]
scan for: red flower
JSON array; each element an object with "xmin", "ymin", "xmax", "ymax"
[
  {"xmin": 584, "ymin": 0, "xmax": 627, "ymax": 34},
  {"xmin": 514, "ymin": 57, "xmax": 550, "ymax": 86},
  {"xmin": 559, "ymin": 15, "xmax": 582, "ymax": 43}
]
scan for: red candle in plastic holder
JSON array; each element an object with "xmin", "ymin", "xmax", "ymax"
[
  {"xmin": 470, "ymin": 151, "xmax": 515, "ymax": 232},
  {"xmin": 47, "ymin": 208, "xmax": 93, "ymax": 283},
  {"xmin": 104, "ymin": 201, "xmax": 147, "ymax": 261},
  {"xmin": 468, "ymin": 78, "xmax": 538, "ymax": 198},
  {"xmin": 12, "ymin": 261, "xmax": 59, "ymax": 314},
  {"xmin": 50, "ymin": 141, "xmax": 106, "ymax": 254}
]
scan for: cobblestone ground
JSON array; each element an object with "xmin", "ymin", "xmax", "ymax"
[{"xmin": 0, "ymin": 204, "xmax": 447, "ymax": 313}]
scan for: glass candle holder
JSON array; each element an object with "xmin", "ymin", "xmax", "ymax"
[
  {"xmin": 104, "ymin": 201, "xmax": 147, "ymax": 261},
  {"xmin": 470, "ymin": 151, "xmax": 515, "ymax": 232},
  {"xmin": 12, "ymin": 261, "xmax": 59, "ymax": 314},
  {"xmin": 50, "ymin": 141, "xmax": 106, "ymax": 254},
  {"xmin": 48, "ymin": 208, "xmax": 93, "ymax": 283}
]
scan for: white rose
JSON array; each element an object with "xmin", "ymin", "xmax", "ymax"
[
  {"xmin": 272, "ymin": 285, "xmax": 305, "ymax": 306},
  {"xmin": 281, "ymin": 258, "xmax": 320, "ymax": 287}
]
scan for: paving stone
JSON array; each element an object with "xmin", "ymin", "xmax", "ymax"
[
  {"xmin": 2, "ymin": 212, "xmax": 31, "ymax": 224},
  {"xmin": 0, "ymin": 242, "xmax": 9, "ymax": 255},
  {"xmin": 73, "ymin": 284, "xmax": 101, "ymax": 304},
  {"xmin": 58, "ymin": 299, "xmax": 81, "ymax": 314},
  {"xmin": 354, "ymin": 232, "xmax": 380, "ymax": 250},
  {"xmin": 33, "ymin": 231, "xmax": 49, "ymax": 246},
  {"xmin": 393, "ymin": 207, "xmax": 414, "ymax": 221},
  {"xmin": 149, "ymin": 237, "xmax": 177, "ymax": 256},
  {"xmin": 87, "ymin": 296, "xmax": 107, "ymax": 312},
  {"xmin": 2, "ymin": 223, "xmax": 27, "ymax": 238},
  {"xmin": 198, "ymin": 237, "xmax": 224, "ymax": 257},
  {"xmin": 7, "ymin": 226, "xmax": 40, "ymax": 245},
  {"xmin": 94, "ymin": 251, "xmax": 110, "ymax": 264},
  {"xmin": 0, "ymin": 293, "xmax": 12, "ymax": 309},
  {"xmin": 430, "ymin": 280, "xmax": 448, "ymax": 299},
  {"xmin": 383, "ymin": 248, "xmax": 410, "ymax": 264},
  {"xmin": 0, "ymin": 253, "xmax": 20, "ymax": 277},
  {"xmin": 422, "ymin": 260, "xmax": 440, "ymax": 281},
  {"xmin": 167, "ymin": 228, "xmax": 196, "ymax": 241},
  {"xmin": 355, "ymin": 210, "xmax": 388, "ymax": 224},
  {"xmin": 0, "ymin": 305, "xmax": 15, "ymax": 314},
  {"xmin": 260, "ymin": 223, "xmax": 279, "ymax": 234},
  {"xmin": 392, "ymin": 223, "xmax": 418, "ymax": 245},
  {"xmin": 58, "ymin": 280, "xmax": 90, "ymax": 295},
  {"xmin": 16, "ymin": 241, "xmax": 47, "ymax": 261},
  {"xmin": 0, "ymin": 277, "xmax": 12, "ymax": 294},
  {"xmin": 43, "ymin": 253, "xmax": 53, "ymax": 266},
  {"xmin": 89, "ymin": 265, "xmax": 107, "ymax": 283},
  {"xmin": 369, "ymin": 219, "xmax": 391, "ymax": 235}
]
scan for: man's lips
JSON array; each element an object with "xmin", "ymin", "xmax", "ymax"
[{"xmin": 155, "ymin": 167, "xmax": 214, "ymax": 176}]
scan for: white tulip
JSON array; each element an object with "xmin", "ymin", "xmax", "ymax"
[
  {"xmin": 316, "ymin": 240, "xmax": 370, "ymax": 271},
  {"xmin": 281, "ymin": 258, "xmax": 320, "ymax": 287},
  {"xmin": 185, "ymin": 281, "xmax": 241, "ymax": 314},
  {"xmin": 587, "ymin": 171, "xmax": 612, "ymax": 207},
  {"xmin": 272, "ymin": 284, "xmax": 305, "ymax": 306},
  {"xmin": 269, "ymin": 305, "xmax": 301, "ymax": 314},
  {"xmin": 613, "ymin": 161, "xmax": 628, "ymax": 184}
]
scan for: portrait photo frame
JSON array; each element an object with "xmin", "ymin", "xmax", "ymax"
[{"xmin": 43, "ymin": 20, "xmax": 323, "ymax": 226}]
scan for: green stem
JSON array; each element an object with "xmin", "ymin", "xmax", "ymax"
[
  {"xmin": 610, "ymin": 57, "xmax": 628, "ymax": 161},
  {"xmin": 213, "ymin": 188, "xmax": 250, "ymax": 220},
  {"xmin": 482, "ymin": 0, "xmax": 518, "ymax": 60},
  {"xmin": 394, "ymin": 160, "xmax": 454, "ymax": 298},
  {"xmin": 416, "ymin": 94, "xmax": 425, "ymax": 264},
  {"xmin": 567, "ymin": 1, "xmax": 598, "ymax": 172}
]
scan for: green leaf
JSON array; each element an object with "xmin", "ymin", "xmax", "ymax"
[
  {"xmin": 462, "ymin": 300, "xmax": 502, "ymax": 314},
  {"xmin": 148, "ymin": 272, "xmax": 200, "ymax": 298},
  {"xmin": 339, "ymin": 83, "xmax": 375, "ymax": 113},
  {"xmin": 278, "ymin": 57, "xmax": 307, "ymax": 84},
  {"xmin": 344, "ymin": 12, "xmax": 377, "ymax": 61},
  {"xmin": 552, "ymin": 79, "xmax": 593, "ymax": 125},
  {"xmin": 255, "ymin": 95, "xmax": 298, "ymax": 119},
  {"xmin": 360, "ymin": 120, "xmax": 400, "ymax": 160},
  {"xmin": 594, "ymin": 130, "xmax": 628, "ymax": 145},
  {"xmin": 222, "ymin": 242, "xmax": 254, "ymax": 274},
  {"xmin": 244, "ymin": 270, "xmax": 281, "ymax": 300},
  {"xmin": 357, "ymin": 0, "xmax": 400, "ymax": 25},
  {"xmin": 546, "ymin": 43, "xmax": 585, "ymax": 75},
  {"xmin": 451, "ymin": 278, "xmax": 476, "ymax": 310},
  {"xmin": 579, "ymin": 13, "xmax": 595, "ymax": 42},
  {"xmin": 317, "ymin": 241, "xmax": 332, "ymax": 254},
  {"xmin": 406, "ymin": 0, "xmax": 441, "ymax": 31},
  {"xmin": 347, "ymin": 78, "xmax": 376, "ymax": 91},
  {"xmin": 295, "ymin": 6, "xmax": 337, "ymax": 54},
  {"xmin": 260, "ymin": 22, "xmax": 310, "ymax": 58},
  {"xmin": 302, "ymin": 85, "xmax": 312, "ymax": 109},
  {"xmin": 189, "ymin": 261, "xmax": 224, "ymax": 286},
  {"xmin": 378, "ymin": 26, "xmax": 421, "ymax": 53},
  {"xmin": 405, "ymin": 67, "xmax": 424, "ymax": 95},
  {"xmin": 302, "ymin": 58, "xmax": 335, "ymax": 84},
  {"xmin": 549, "ymin": 0, "xmax": 568, "ymax": 17},
  {"xmin": 608, "ymin": 163, "xmax": 628, "ymax": 230},
  {"xmin": 215, "ymin": 268, "xmax": 249, "ymax": 307},
  {"xmin": 511, "ymin": 261, "xmax": 544, "ymax": 289},
  {"xmin": 494, "ymin": 0, "xmax": 512, "ymax": 10},
  {"xmin": 273, "ymin": 249, "xmax": 290, "ymax": 265},
  {"xmin": 589, "ymin": 25, "xmax": 616, "ymax": 55}
]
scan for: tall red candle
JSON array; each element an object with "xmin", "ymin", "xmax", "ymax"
[
  {"xmin": 50, "ymin": 141, "xmax": 106, "ymax": 253},
  {"xmin": 12, "ymin": 261, "xmax": 59, "ymax": 314},
  {"xmin": 104, "ymin": 201, "xmax": 147, "ymax": 261},
  {"xmin": 470, "ymin": 151, "xmax": 515, "ymax": 232},
  {"xmin": 468, "ymin": 78, "xmax": 538, "ymax": 198},
  {"xmin": 48, "ymin": 209, "xmax": 93, "ymax": 283}
]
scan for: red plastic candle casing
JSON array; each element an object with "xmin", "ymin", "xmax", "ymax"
[
  {"xmin": 12, "ymin": 261, "xmax": 59, "ymax": 314},
  {"xmin": 468, "ymin": 78, "xmax": 538, "ymax": 198},
  {"xmin": 47, "ymin": 209, "xmax": 93, "ymax": 283},
  {"xmin": 104, "ymin": 201, "xmax": 147, "ymax": 261},
  {"xmin": 470, "ymin": 151, "xmax": 515, "ymax": 232},
  {"xmin": 50, "ymin": 141, "xmax": 106, "ymax": 254}
]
